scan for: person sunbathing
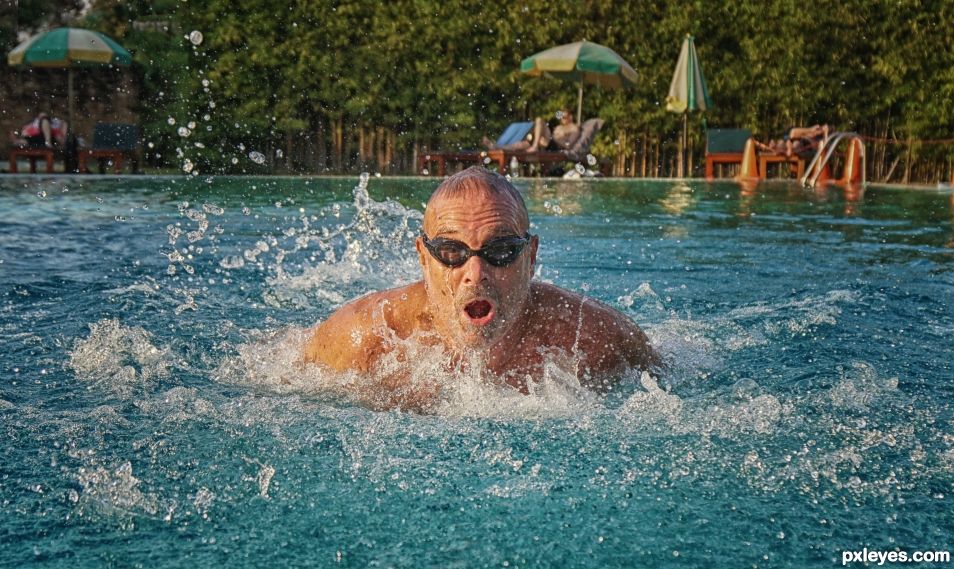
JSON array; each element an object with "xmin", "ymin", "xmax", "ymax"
[
  {"xmin": 755, "ymin": 124, "xmax": 829, "ymax": 157},
  {"xmin": 11, "ymin": 112, "xmax": 68, "ymax": 148},
  {"xmin": 482, "ymin": 109, "xmax": 581, "ymax": 153}
]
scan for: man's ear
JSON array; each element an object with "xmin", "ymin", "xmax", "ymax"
[{"xmin": 416, "ymin": 236, "xmax": 427, "ymax": 269}]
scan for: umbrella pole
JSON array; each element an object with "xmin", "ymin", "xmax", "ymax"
[
  {"xmin": 68, "ymin": 67, "xmax": 75, "ymax": 129},
  {"xmin": 679, "ymin": 109, "xmax": 689, "ymax": 178},
  {"xmin": 577, "ymin": 80, "xmax": 583, "ymax": 123}
]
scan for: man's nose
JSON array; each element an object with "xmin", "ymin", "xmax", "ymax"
[{"xmin": 461, "ymin": 254, "xmax": 490, "ymax": 285}]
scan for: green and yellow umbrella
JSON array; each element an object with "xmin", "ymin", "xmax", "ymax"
[
  {"xmin": 666, "ymin": 34, "xmax": 712, "ymax": 177},
  {"xmin": 520, "ymin": 40, "xmax": 637, "ymax": 121},
  {"xmin": 8, "ymin": 27, "xmax": 132, "ymax": 126}
]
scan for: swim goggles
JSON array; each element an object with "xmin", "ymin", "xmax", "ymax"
[{"xmin": 420, "ymin": 232, "xmax": 533, "ymax": 268}]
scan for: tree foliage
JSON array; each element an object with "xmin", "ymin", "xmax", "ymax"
[{"xmin": 55, "ymin": 0, "xmax": 954, "ymax": 179}]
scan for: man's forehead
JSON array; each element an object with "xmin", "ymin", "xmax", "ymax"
[{"xmin": 424, "ymin": 184, "xmax": 525, "ymax": 230}]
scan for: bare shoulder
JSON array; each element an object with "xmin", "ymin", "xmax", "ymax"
[
  {"xmin": 530, "ymin": 282, "xmax": 659, "ymax": 376},
  {"xmin": 302, "ymin": 282, "xmax": 427, "ymax": 372}
]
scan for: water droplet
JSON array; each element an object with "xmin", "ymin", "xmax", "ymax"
[
  {"xmin": 187, "ymin": 121, "xmax": 196, "ymax": 130},
  {"xmin": 182, "ymin": 159, "xmax": 194, "ymax": 173},
  {"xmin": 167, "ymin": 117, "xmax": 176, "ymax": 126},
  {"xmin": 248, "ymin": 151, "xmax": 266, "ymax": 164},
  {"xmin": 201, "ymin": 79, "xmax": 210, "ymax": 88},
  {"xmin": 587, "ymin": 153, "xmax": 597, "ymax": 166},
  {"xmin": 189, "ymin": 30, "xmax": 203, "ymax": 45},
  {"xmin": 231, "ymin": 157, "xmax": 239, "ymax": 164},
  {"xmin": 36, "ymin": 190, "xmax": 47, "ymax": 198},
  {"xmin": 177, "ymin": 126, "xmax": 191, "ymax": 137},
  {"xmin": 575, "ymin": 163, "xmax": 586, "ymax": 174}
]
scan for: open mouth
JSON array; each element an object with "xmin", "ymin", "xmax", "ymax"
[{"xmin": 463, "ymin": 299, "xmax": 494, "ymax": 325}]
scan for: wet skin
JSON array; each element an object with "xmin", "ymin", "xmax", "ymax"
[{"xmin": 303, "ymin": 179, "xmax": 659, "ymax": 410}]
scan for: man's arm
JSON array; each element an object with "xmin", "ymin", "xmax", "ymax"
[
  {"xmin": 577, "ymin": 299, "xmax": 660, "ymax": 390},
  {"xmin": 302, "ymin": 293, "xmax": 384, "ymax": 373},
  {"xmin": 301, "ymin": 285, "xmax": 441, "ymax": 412}
]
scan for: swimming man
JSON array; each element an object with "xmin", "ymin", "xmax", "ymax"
[{"xmin": 303, "ymin": 166, "xmax": 659, "ymax": 410}]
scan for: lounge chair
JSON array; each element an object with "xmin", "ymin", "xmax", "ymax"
[
  {"xmin": 485, "ymin": 118, "xmax": 606, "ymax": 175},
  {"xmin": 704, "ymin": 128, "xmax": 751, "ymax": 179},
  {"xmin": 494, "ymin": 122, "xmax": 534, "ymax": 147},
  {"xmin": 79, "ymin": 123, "xmax": 139, "ymax": 174},
  {"xmin": 418, "ymin": 122, "xmax": 533, "ymax": 176}
]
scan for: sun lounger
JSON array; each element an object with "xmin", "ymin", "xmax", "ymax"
[
  {"xmin": 420, "ymin": 119, "xmax": 605, "ymax": 176},
  {"xmin": 418, "ymin": 122, "xmax": 533, "ymax": 176},
  {"xmin": 486, "ymin": 118, "xmax": 606, "ymax": 175}
]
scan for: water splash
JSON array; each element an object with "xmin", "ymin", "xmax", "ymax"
[
  {"xmin": 72, "ymin": 462, "xmax": 159, "ymax": 523},
  {"xmin": 68, "ymin": 319, "xmax": 172, "ymax": 397}
]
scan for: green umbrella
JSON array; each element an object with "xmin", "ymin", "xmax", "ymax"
[
  {"xmin": 520, "ymin": 40, "xmax": 637, "ymax": 121},
  {"xmin": 8, "ymin": 27, "xmax": 132, "ymax": 127},
  {"xmin": 666, "ymin": 34, "xmax": 712, "ymax": 177}
]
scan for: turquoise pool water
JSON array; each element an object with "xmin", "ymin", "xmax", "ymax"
[{"xmin": 0, "ymin": 175, "xmax": 951, "ymax": 567}]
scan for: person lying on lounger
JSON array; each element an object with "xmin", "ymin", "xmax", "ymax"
[
  {"xmin": 482, "ymin": 109, "xmax": 581, "ymax": 153},
  {"xmin": 10, "ymin": 112, "xmax": 68, "ymax": 148},
  {"xmin": 755, "ymin": 124, "xmax": 829, "ymax": 158}
]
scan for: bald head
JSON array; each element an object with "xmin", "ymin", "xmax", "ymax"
[{"xmin": 423, "ymin": 167, "xmax": 529, "ymax": 233}]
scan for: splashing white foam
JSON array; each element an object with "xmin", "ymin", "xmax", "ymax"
[
  {"xmin": 215, "ymin": 323, "xmax": 605, "ymax": 419},
  {"xmin": 73, "ymin": 462, "xmax": 159, "ymax": 522},
  {"xmin": 69, "ymin": 319, "xmax": 172, "ymax": 397}
]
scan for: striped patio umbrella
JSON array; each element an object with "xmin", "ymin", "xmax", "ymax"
[
  {"xmin": 8, "ymin": 27, "xmax": 132, "ymax": 126},
  {"xmin": 520, "ymin": 41, "xmax": 637, "ymax": 121},
  {"xmin": 666, "ymin": 34, "xmax": 712, "ymax": 177}
]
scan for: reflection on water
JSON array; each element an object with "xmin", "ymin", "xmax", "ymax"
[{"xmin": 0, "ymin": 175, "xmax": 951, "ymax": 567}]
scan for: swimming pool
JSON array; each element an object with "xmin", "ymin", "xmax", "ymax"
[{"xmin": 1, "ymin": 174, "xmax": 951, "ymax": 567}]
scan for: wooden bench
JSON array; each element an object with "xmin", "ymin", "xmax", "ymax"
[
  {"xmin": 485, "ymin": 149, "xmax": 582, "ymax": 175},
  {"xmin": 418, "ymin": 151, "xmax": 484, "ymax": 176},
  {"xmin": 759, "ymin": 154, "xmax": 805, "ymax": 179},
  {"xmin": 419, "ymin": 148, "xmax": 606, "ymax": 177},
  {"xmin": 8, "ymin": 147, "xmax": 55, "ymax": 173},
  {"xmin": 80, "ymin": 149, "xmax": 126, "ymax": 174}
]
